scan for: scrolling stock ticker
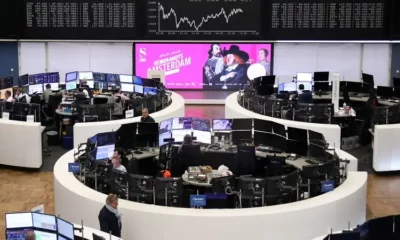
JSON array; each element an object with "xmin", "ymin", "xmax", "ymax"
[{"xmin": 135, "ymin": 43, "xmax": 273, "ymax": 90}]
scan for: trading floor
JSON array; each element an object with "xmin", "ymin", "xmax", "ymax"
[{"xmin": 0, "ymin": 105, "xmax": 399, "ymax": 238}]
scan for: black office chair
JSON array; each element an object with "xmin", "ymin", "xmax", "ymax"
[{"xmin": 180, "ymin": 144, "xmax": 202, "ymax": 174}]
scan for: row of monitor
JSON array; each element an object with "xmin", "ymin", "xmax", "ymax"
[{"xmin": 5, "ymin": 212, "xmax": 74, "ymax": 240}]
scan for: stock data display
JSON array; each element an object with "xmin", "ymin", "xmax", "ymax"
[
  {"xmin": 268, "ymin": 0, "xmax": 389, "ymax": 40},
  {"xmin": 20, "ymin": 0, "xmax": 137, "ymax": 39},
  {"xmin": 146, "ymin": 0, "xmax": 261, "ymax": 39}
]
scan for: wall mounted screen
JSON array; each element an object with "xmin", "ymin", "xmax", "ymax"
[{"xmin": 135, "ymin": 43, "xmax": 273, "ymax": 90}]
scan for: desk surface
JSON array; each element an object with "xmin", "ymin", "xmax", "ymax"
[
  {"xmin": 313, "ymin": 94, "xmax": 397, "ymax": 106},
  {"xmin": 126, "ymin": 150, "xmax": 159, "ymax": 160},
  {"xmin": 56, "ymin": 109, "xmax": 78, "ymax": 116}
]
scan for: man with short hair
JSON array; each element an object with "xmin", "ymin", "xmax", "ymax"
[
  {"xmin": 111, "ymin": 156, "xmax": 127, "ymax": 172},
  {"xmin": 42, "ymin": 84, "xmax": 53, "ymax": 103},
  {"xmin": 25, "ymin": 231, "xmax": 36, "ymax": 240},
  {"xmin": 5, "ymin": 90, "xmax": 13, "ymax": 102},
  {"xmin": 297, "ymin": 84, "xmax": 313, "ymax": 104},
  {"xmin": 140, "ymin": 108, "xmax": 155, "ymax": 123}
]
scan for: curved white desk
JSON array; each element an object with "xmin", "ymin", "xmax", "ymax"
[
  {"xmin": 73, "ymin": 92, "xmax": 185, "ymax": 148},
  {"xmin": 373, "ymin": 124, "xmax": 400, "ymax": 172},
  {"xmin": 225, "ymin": 92, "xmax": 342, "ymax": 147},
  {"xmin": 73, "ymin": 224, "xmax": 122, "ymax": 240},
  {"xmin": 55, "ymin": 150, "xmax": 367, "ymax": 240},
  {"xmin": 0, "ymin": 119, "xmax": 42, "ymax": 168}
]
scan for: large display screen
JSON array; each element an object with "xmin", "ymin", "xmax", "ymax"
[{"xmin": 135, "ymin": 43, "xmax": 273, "ymax": 90}]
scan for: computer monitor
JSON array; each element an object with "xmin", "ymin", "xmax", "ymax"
[
  {"xmin": 155, "ymin": 177, "xmax": 183, "ymax": 195},
  {"xmin": 34, "ymin": 230, "xmax": 57, "ymax": 240},
  {"xmin": 29, "ymin": 73, "xmax": 44, "ymax": 84},
  {"xmin": 309, "ymin": 142, "xmax": 327, "ymax": 161},
  {"xmin": 95, "ymin": 144, "xmax": 115, "ymax": 160},
  {"xmin": 211, "ymin": 175, "xmax": 236, "ymax": 194},
  {"xmin": 137, "ymin": 122, "xmax": 158, "ymax": 135},
  {"xmin": 362, "ymin": 73, "xmax": 374, "ymax": 87},
  {"xmin": 6, "ymin": 229, "xmax": 32, "ymax": 240},
  {"xmin": 212, "ymin": 119, "xmax": 232, "ymax": 131},
  {"xmin": 93, "ymin": 72, "xmax": 107, "ymax": 82},
  {"xmin": 272, "ymin": 122, "xmax": 286, "ymax": 137},
  {"xmin": 28, "ymin": 84, "xmax": 43, "ymax": 94},
  {"xmin": 96, "ymin": 132, "xmax": 116, "ymax": 146},
  {"xmin": 58, "ymin": 235, "xmax": 68, "ymax": 240},
  {"xmin": 297, "ymin": 72, "xmax": 312, "ymax": 82},
  {"xmin": 18, "ymin": 74, "xmax": 29, "ymax": 86},
  {"xmin": 172, "ymin": 117, "xmax": 192, "ymax": 129},
  {"xmin": 106, "ymin": 74, "xmax": 120, "ymax": 86},
  {"xmin": 129, "ymin": 174, "xmax": 154, "ymax": 192},
  {"xmin": 377, "ymin": 86, "xmax": 393, "ymax": 98},
  {"xmin": 46, "ymin": 72, "xmax": 60, "ymax": 83},
  {"xmin": 253, "ymin": 119, "xmax": 272, "ymax": 132},
  {"xmin": 115, "ymin": 123, "xmax": 136, "ymax": 149},
  {"xmin": 48, "ymin": 83, "xmax": 59, "ymax": 90},
  {"xmin": 308, "ymin": 130, "xmax": 325, "ymax": 141},
  {"xmin": 134, "ymin": 84, "xmax": 144, "ymax": 94},
  {"xmin": 283, "ymin": 82, "xmax": 297, "ymax": 92},
  {"xmin": 65, "ymin": 81, "xmax": 76, "ymax": 91},
  {"xmin": 159, "ymin": 118, "xmax": 172, "ymax": 133},
  {"xmin": 142, "ymin": 78, "xmax": 156, "ymax": 88},
  {"xmin": 171, "ymin": 129, "xmax": 192, "ymax": 142},
  {"xmin": 5, "ymin": 213, "xmax": 33, "ymax": 229},
  {"xmin": 232, "ymin": 118, "xmax": 252, "ymax": 130},
  {"xmin": 394, "ymin": 88, "xmax": 400, "ymax": 98},
  {"xmin": 32, "ymin": 213, "xmax": 57, "ymax": 232},
  {"xmin": 192, "ymin": 118, "xmax": 211, "ymax": 131},
  {"xmin": 133, "ymin": 76, "xmax": 143, "ymax": 85},
  {"xmin": 259, "ymin": 75, "xmax": 275, "ymax": 86},
  {"xmin": 254, "ymin": 131, "xmax": 270, "ymax": 146},
  {"xmin": 159, "ymin": 130, "xmax": 171, "ymax": 147},
  {"xmin": 239, "ymin": 176, "xmax": 265, "ymax": 193},
  {"xmin": 121, "ymin": 83, "xmax": 134, "ymax": 92},
  {"xmin": 81, "ymin": 79, "xmax": 94, "ymax": 89},
  {"xmin": 144, "ymin": 87, "xmax": 158, "ymax": 95},
  {"xmin": 313, "ymin": 82, "xmax": 330, "ymax": 92},
  {"xmin": 313, "ymin": 72, "xmax": 329, "ymax": 81},
  {"xmin": 287, "ymin": 127, "xmax": 307, "ymax": 143},
  {"xmin": 193, "ymin": 130, "xmax": 212, "ymax": 144},
  {"xmin": 232, "ymin": 131, "xmax": 252, "ymax": 145},
  {"xmin": 297, "ymin": 81, "xmax": 312, "ymax": 91},
  {"xmin": 78, "ymin": 71, "xmax": 93, "ymax": 81},
  {"xmin": 119, "ymin": 74, "xmax": 133, "ymax": 83},
  {"xmin": 393, "ymin": 77, "xmax": 400, "ymax": 88},
  {"xmin": 340, "ymin": 81, "xmax": 347, "ymax": 91},
  {"xmin": 346, "ymin": 81, "xmax": 362, "ymax": 93},
  {"xmin": 65, "ymin": 72, "xmax": 78, "ymax": 82}
]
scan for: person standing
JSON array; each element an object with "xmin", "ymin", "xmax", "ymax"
[{"xmin": 99, "ymin": 194, "xmax": 122, "ymax": 237}]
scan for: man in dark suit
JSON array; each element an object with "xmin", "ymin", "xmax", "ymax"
[
  {"xmin": 297, "ymin": 84, "xmax": 313, "ymax": 104},
  {"xmin": 214, "ymin": 45, "xmax": 249, "ymax": 90}
]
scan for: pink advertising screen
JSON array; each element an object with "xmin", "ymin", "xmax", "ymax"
[{"xmin": 134, "ymin": 43, "xmax": 273, "ymax": 90}]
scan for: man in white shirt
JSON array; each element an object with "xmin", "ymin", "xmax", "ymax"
[
  {"xmin": 42, "ymin": 84, "xmax": 54, "ymax": 103},
  {"xmin": 111, "ymin": 156, "xmax": 127, "ymax": 172},
  {"xmin": 81, "ymin": 79, "xmax": 90, "ymax": 98},
  {"xmin": 4, "ymin": 90, "xmax": 13, "ymax": 102}
]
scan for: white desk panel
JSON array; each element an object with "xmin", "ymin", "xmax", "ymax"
[
  {"xmin": 0, "ymin": 119, "xmax": 42, "ymax": 168},
  {"xmin": 73, "ymin": 224, "xmax": 122, "ymax": 240},
  {"xmin": 373, "ymin": 124, "xmax": 400, "ymax": 172},
  {"xmin": 73, "ymin": 92, "xmax": 185, "ymax": 148},
  {"xmin": 54, "ymin": 150, "xmax": 366, "ymax": 240},
  {"xmin": 225, "ymin": 92, "xmax": 342, "ymax": 147}
]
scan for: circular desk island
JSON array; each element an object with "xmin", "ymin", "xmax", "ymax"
[
  {"xmin": 73, "ymin": 91, "xmax": 185, "ymax": 148},
  {"xmin": 54, "ymin": 149, "xmax": 367, "ymax": 240}
]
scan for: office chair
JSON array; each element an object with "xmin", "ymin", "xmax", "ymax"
[
  {"xmin": 77, "ymin": 104, "xmax": 98, "ymax": 122},
  {"xmin": 180, "ymin": 144, "xmax": 202, "ymax": 174}
]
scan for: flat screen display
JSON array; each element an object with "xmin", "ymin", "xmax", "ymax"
[
  {"xmin": 29, "ymin": 84, "xmax": 44, "ymax": 94},
  {"xmin": 56, "ymin": 218, "xmax": 74, "ymax": 240},
  {"xmin": 29, "ymin": 74, "xmax": 44, "ymax": 85},
  {"xmin": 18, "ymin": 74, "xmax": 29, "ymax": 86},
  {"xmin": 32, "ymin": 213, "xmax": 57, "ymax": 232},
  {"xmin": 45, "ymin": 72, "xmax": 60, "ymax": 83},
  {"xmin": 121, "ymin": 83, "xmax": 134, "ymax": 92},
  {"xmin": 6, "ymin": 229, "xmax": 31, "ymax": 240},
  {"xmin": 120, "ymin": 75, "xmax": 133, "ymax": 83},
  {"xmin": 135, "ymin": 43, "xmax": 273, "ymax": 90},
  {"xmin": 193, "ymin": 130, "xmax": 212, "ymax": 144},
  {"xmin": 297, "ymin": 81, "xmax": 312, "ymax": 91},
  {"xmin": 144, "ymin": 87, "xmax": 157, "ymax": 95},
  {"xmin": 66, "ymin": 82, "xmax": 76, "ymax": 91},
  {"xmin": 106, "ymin": 74, "xmax": 120, "ymax": 86},
  {"xmin": 172, "ymin": 117, "xmax": 192, "ymax": 129},
  {"xmin": 65, "ymin": 72, "xmax": 78, "ymax": 82},
  {"xmin": 134, "ymin": 84, "xmax": 144, "ymax": 94},
  {"xmin": 93, "ymin": 73, "xmax": 106, "ymax": 82},
  {"xmin": 78, "ymin": 72, "xmax": 93, "ymax": 80},
  {"xmin": 297, "ymin": 73, "xmax": 312, "ymax": 82},
  {"xmin": 6, "ymin": 213, "xmax": 33, "ymax": 229},
  {"xmin": 278, "ymin": 82, "xmax": 296, "ymax": 92},
  {"xmin": 133, "ymin": 76, "xmax": 143, "ymax": 85},
  {"xmin": 95, "ymin": 144, "xmax": 115, "ymax": 160},
  {"xmin": 172, "ymin": 129, "xmax": 192, "ymax": 142},
  {"xmin": 212, "ymin": 119, "xmax": 232, "ymax": 131},
  {"xmin": 80, "ymin": 80, "xmax": 94, "ymax": 89},
  {"xmin": 192, "ymin": 118, "xmax": 211, "ymax": 131},
  {"xmin": 159, "ymin": 118, "xmax": 173, "ymax": 133},
  {"xmin": 159, "ymin": 130, "xmax": 171, "ymax": 146},
  {"xmin": 34, "ymin": 230, "xmax": 57, "ymax": 240}
]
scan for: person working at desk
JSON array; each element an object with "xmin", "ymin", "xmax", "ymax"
[
  {"xmin": 178, "ymin": 134, "xmax": 193, "ymax": 154},
  {"xmin": 4, "ymin": 90, "xmax": 13, "ymax": 102},
  {"xmin": 99, "ymin": 194, "xmax": 122, "ymax": 237},
  {"xmin": 80, "ymin": 79, "xmax": 92, "ymax": 98},
  {"xmin": 140, "ymin": 108, "xmax": 155, "ymax": 123},
  {"xmin": 114, "ymin": 86, "xmax": 129, "ymax": 102},
  {"xmin": 111, "ymin": 156, "xmax": 127, "ymax": 172},
  {"xmin": 15, "ymin": 88, "xmax": 30, "ymax": 103},
  {"xmin": 42, "ymin": 84, "xmax": 54, "ymax": 103},
  {"xmin": 25, "ymin": 231, "xmax": 36, "ymax": 240},
  {"xmin": 297, "ymin": 84, "xmax": 313, "ymax": 104}
]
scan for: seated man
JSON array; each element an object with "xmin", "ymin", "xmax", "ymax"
[
  {"xmin": 140, "ymin": 108, "xmax": 155, "ymax": 123},
  {"xmin": 178, "ymin": 134, "xmax": 193, "ymax": 154},
  {"xmin": 4, "ymin": 90, "xmax": 13, "ymax": 102},
  {"xmin": 111, "ymin": 156, "xmax": 127, "ymax": 172},
  {"xmin": 297, "ymin": 84, "xmax": 313, "ymax": 104}
]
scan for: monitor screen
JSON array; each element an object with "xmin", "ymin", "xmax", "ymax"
[
  {"xmin": 278, "ymin": 82, "xmax": 296, "ymax": 92},
  {"xmin": 65, "ymin": 72, "xmax": 78, "ymax": 82},
  {"xmin": 297, "ymin": 73, "xmax": 312, "ymax": 82},
  {"xmin": 159, "ymin": 130, "xmax": 171, "ymax": 147},
  {"xmin": 172, "ymin": 117, "xmax": 192, "ymax": 129},
  {"xmin": 213, "ymin": 119, "xmax": 232, "ymax": 131},
  {"xmin": 313, "ymin": 72, "xmax": 329, "ymax": 81},
  {"xmin": 193, "ymin": 130, "xmax": 212, "ymax": 144},
  {"xmin": 313, "ymin": 82, "xmax": 330, "ymax": 92},
  {"xmin": 144, "ymin": 87, "xmax": 157, "ymax": 95},
  {"xmin": 34, "ymin": 230, "xmax": 57, "ymax": 240},
  {"xmin": 32, "ymin": 213, "xmax": 57, "ymax": 232},
  {"xmin": 29, "ymin": 84, "xmax": 43, "ymax": 94},
  {"xmin": 58, "ymin": 236, "xmax": 68, "ymax": 240},
  {"xmin": 134, "ymin": 84, "xmax": 144, "ymax": 94},
  {"xmin": 18, "ymin": 74, "xmax": 29, "ymax": 86},
  {"xmin": 135, "ymin": 43, "xmax": 273, "ymax": 90},
  {"xmin": 78, "ymin": 72, "xmax": 93, "ymax": 80},
  {"xmin": 121, "ymin": 83, "xmax": 134, "ymax": 92},
  {"xmin": 119, "ymin": 75, "xmax": 133, "ymax": 83},
  {"xmin": 6, "ymin": 229, "xmax": 32, "ymax": 240},
  {"xmin": 297, "ymin": 81, "xmax": 312, "ymax": 91},
  {"xmin": 142, "ymin": 78, "xmax": 156, "ymax": 88},
  {"xmin": 95, "ymin": 144, "xmax": 115, "ymax": 160},
  {"xmin": 56, "ymin": 218, "xmax": 74, "ymax": 240},
  {"xmin": 253, "ymin": 119, "xmax": 272, "ymax": 132},
  {"xmin": 80, "ymin": 80, "xmax": 94, "ymax": 89},
  {"xmin": 133, "ymin": 76, "xmax": 143, "ymax": 85},
  {"xmin": 47, "ymin": 83, "xmax": 59, "ymax": 91},
  {"xmin": 377, "ymin": 86, "xmax": 393, "ymax": 98},
  {"xmin": 232, "ymin": 118, "xmax": 252, "ymax": 130},
  {"xmin": 192, "ymin": 118, "xmax": 211, "ymax": 131},
  {"xmin": 346, "ymin": 81, "xmax": 362, "ymax": 92},
  {"xmin": 93, "ymin": 73, "xmax": 106, "ymax": 82},
  {"xmin": 29, "ymin": 74, "xmax": 44, "ymax": 84},
  {"xmin": 159, "ymin": 118, "xmax": 173, "ymax": 133},
  {"xmin": 46, "ymin": 72, "xmax": 60, "ymax": 83},
  {"xmin": 66, "ymin": 82, "xmax": 76, "ymax": 91},
  {"xmin": 6, "ymin": 213, "xmax": 33, "ymax": 229},
  {"xmin": 106, "ymin": 74, "xmax": 120, "ymax": 86},
  {"xmin": 172, "ymin": 129, "xmax": 192, "ymax": 142}
]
